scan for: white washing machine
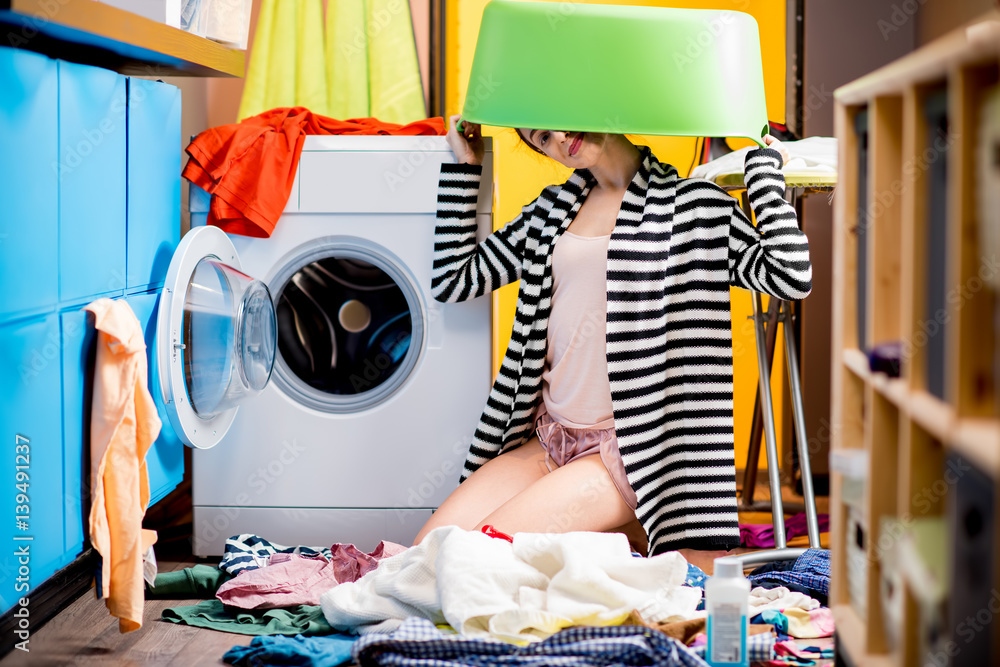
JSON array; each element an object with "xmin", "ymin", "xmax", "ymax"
[{"xmin": 156, "ymin": 136, "xmax": 494, "ymax": 556}]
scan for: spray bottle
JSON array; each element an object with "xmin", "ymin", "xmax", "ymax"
[{"xmin": 706, "ymin": 556, "xmax": 750, "ymax": 667}]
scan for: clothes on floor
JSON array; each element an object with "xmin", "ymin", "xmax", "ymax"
[
  {"xmin": 220, "ymin": 533, "xmax": 406, "ymax": 576},
  {"xmin": 533, "ymin": 403, "xmax": 636, "ymax": 510},
  {"xmin": 752, "ymin": 608, "xmax": 834, "ymax": 641},
  {"xmin": 349, "ymin": 616, "xmax": 775, "ymax": 667},
  {"xmin": 217, "ymin": 543, "xmax": 404, "ymax": 609},
  {"xmin": 182, "ymin": 109, "xmax": 445, "ymax": 238},
  {"xmin": 146, "ymin": 564, "xmax": 231, "ymax": 598},
  {"xmin": 320, "ymin": 525, "xmax": 699, "ymax": 643},
  {"xmin": 162, "ymin": 599, "xmax": 335, "ymax": 636},
  {"xmin": 223, "ymin": 633, "xmax": 356, "ymax": 667},
  {"xmin": 84, "ymin": 298, "xmax": 162, "ymax": 633},
  {"xmin": 624, "ymin": 613, "xmax": 777, "ymax": 647},
  {"xmin": 739, "ymin": 513, "xmax": 830, "ymax": 548},
  {"xmin": 749, "ymin": 548, "xmax": 830, "ymax": 605},
  {"xmin": 748, "ymin": 586, "xmax": 820, "ymax": 614},
  {"xmin": 433, "ymin": 146, "xmax": 811, "ymax": 555}
]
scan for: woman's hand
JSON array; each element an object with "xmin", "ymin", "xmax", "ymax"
[
  {"xmin": 762, "ymin": 134, "xmax": 790, "ymax": 165},
  {"xmin": 446, "ymin": 114, "xmax": 485, "ymax": 166}
]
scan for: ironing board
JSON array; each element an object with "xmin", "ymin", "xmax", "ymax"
[{"xmin": 716, "ymin": 171, "xmax": 837, "ymax": 553}]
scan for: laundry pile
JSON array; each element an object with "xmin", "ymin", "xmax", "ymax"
[{"xmin": 151, "ymin": 530, "xmax": 834, "ymax": 666}]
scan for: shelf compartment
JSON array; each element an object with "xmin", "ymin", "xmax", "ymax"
[
  {"xmin": 833, "ymin": 104, "xmax": 866, "ymax": 353},
  {"xmin": 864, "ymin": 388, "xmax": 901, "ymax": 655},
  {"xmin": 868, "ymin": 95, "xmax": 905, "ymax": 349},
  {"xmin": 0, "ymin": 0, "xmax": 245, "ymax": 77},
  {"xmin": 833, "ymin": 604, "xmax": 896, "ymax": 667},
  {"xmin": 948, "ymin": 62, "xmax": 999, "ymax": 419},
  {"xmin": 899, "ymin": 419, "xmax": 946, "ymax": 519}
]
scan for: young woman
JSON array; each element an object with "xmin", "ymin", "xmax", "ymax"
[{"xmin": 414, "ymin": 115, "xmax": 809, "ymax": 560}]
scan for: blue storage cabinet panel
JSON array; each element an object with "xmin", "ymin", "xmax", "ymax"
[
  {"xmin": 58, "ymin": 61, "xmax": 127, "ymax": 303},
  {"xmin": 60, "ymin": 308, "xmax": 96, "ymax": 563},
  {"xmin": 126, "ymin": 293, "xmax": 184, "ymax": 505},
  {"xmin": 0, "ymin": 315, "xmax": 67, "ymax": 613},
  {"xmin": 126, "ymin": 78, "xmax": 181, "ymax": 292},
  {"xmin": 0, "ymin": 47, "xmax": 58, "ymax": 320}
]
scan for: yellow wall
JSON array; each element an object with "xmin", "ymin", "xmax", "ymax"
[{"xmin": 446, "ymin": 0, "xmax": 787, "ymax": 469}]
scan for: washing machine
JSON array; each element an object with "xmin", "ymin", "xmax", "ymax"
[{"xmin": 156, "ymin": 136, "xmax": 494, "ymax": 556}]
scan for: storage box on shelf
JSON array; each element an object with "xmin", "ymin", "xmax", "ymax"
[{"xmin": 831, "ymin": 11, "xmax": 1000, "ymax": 667}]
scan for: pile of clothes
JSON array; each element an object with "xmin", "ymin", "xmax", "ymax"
[{"xmin": 149, "ymin": 527, "xmax": 834, "ymax": 666}]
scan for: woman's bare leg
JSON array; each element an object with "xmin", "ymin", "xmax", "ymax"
[
  {"xmin": 474, "ymin": 453, "xmax": 636, "ymax": 535},
  {"xmin": 413, "ymin": 437, "xmax": 549, "ymax": 544}
]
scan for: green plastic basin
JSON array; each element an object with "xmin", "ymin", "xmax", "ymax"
[{"xmin": 461, "ymin": 0, "xmax": 769, "ymax": 146}]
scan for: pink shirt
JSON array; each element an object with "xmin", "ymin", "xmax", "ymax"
[{"xmin": 541, "ymin": 231, "xmax": 615, "ymax": 429}]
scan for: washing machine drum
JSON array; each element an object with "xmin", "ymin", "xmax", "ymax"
[{"xmin": 275, "ymin": 257, "xmax": 413, "ymax": 397}]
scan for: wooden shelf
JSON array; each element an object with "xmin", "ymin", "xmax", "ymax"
[
  {"xmin": 835, "ymin": 11, "xmax": 1000, "ymax": 104},
  {"xmin": 949, "ymin": 418, "xmax": 1000, "ymax": 480},
  {"xmin": 832, "ymin": 11, "xmax": 1000, "ymax": 664},
  {"xmin": 832, "ymin": 604, "xmax": 896, "ymax": 667},
  {"xmin": 843, "ymin": 348, "xmax": 871, "ymax": 381},
  {"xmin": 0, "ymin": 0, "xmax": 245, "ymax": 76}
]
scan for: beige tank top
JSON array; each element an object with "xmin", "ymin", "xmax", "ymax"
[{"xmin": 541, "ymin": 230, "xmax": 615, "ymax": 429}]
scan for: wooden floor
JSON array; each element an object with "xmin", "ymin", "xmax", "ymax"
[{"xmin": 0, "ymin": 481, "xmax": 830, "ymax": 666}]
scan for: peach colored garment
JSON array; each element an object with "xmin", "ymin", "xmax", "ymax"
[
  {"xmin": 541, "ymin": 231, "xmax": 615, "ymax": 428},
  {"xmin": 84, "ymin": 298, "xmax": 161, "ymax": 633}
]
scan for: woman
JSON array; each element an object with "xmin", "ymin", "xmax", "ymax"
[{"xmin": 414, "ymin": 115, "xmax": 809, "ymax": 561}]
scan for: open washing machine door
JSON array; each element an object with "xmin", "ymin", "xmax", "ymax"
[{"xmin": 156, "ymin": 226, "xmax": 277, "ymax": 449}]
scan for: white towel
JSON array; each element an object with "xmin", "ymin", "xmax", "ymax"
[
  {"xmin": 690, "ymin": 136, "xmax": 838, "ymax": 182},
  {"xmin": 319, "ymin": 526, "xmax": 697, "ymax": 643}
]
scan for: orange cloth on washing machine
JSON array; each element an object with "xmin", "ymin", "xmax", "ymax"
[
  {"xmin": 182, "ymin": 108, "xmax": 447, "ymax": 238},
  {"xmin": 84, "ymin": 298, "xmax": 161, "ymax": 633}
]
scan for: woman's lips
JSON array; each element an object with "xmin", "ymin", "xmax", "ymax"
[{"xmin": 569, "ymin": 132, "xmax": 584, "ymax": 156}]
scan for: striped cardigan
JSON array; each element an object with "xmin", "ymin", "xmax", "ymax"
[{"xmin": 432, "ymin": 146, "xmax": 812, "ymax": 555}]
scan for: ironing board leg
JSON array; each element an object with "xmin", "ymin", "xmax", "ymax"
[
  {"xmin": 751, "ymin": 290, "xmax": 787, "ymax": 549},
  {"xmin": 741, "ymin": 294, "xmax": 782, "ymax": 508},
  {"xmin": 780, "ymin": 300, "xmax": 821, "ymax": 548}
]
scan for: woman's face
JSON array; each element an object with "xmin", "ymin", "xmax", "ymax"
[{"xmin": 518, "ymin": 129, "xmax": 609, "ymax": 169}]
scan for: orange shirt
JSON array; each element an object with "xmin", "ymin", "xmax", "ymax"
[{"xmin": 183, "ymin": 107, "xmax": 446, "ymax": 238}]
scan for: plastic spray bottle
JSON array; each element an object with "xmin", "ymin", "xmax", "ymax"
[{"xmin": 705, "ymin": 556, "xmax": 750, "ymax": 667}]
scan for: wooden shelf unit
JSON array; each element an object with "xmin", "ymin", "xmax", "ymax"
[
  {"xmin": 831, "ymin": 11, "xmax": 1000, "ymax": 667},
  {"xmin": 0, "ymin": 0, "xmax": 244, "ymax": 76}
]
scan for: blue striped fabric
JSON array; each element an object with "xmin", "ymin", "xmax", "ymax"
[
  {"xmin": 352, "ymin": 617, "xmax": 774, "ymax": 666},
  {"xmin": 220, "ymin": 534, "xmax": 332, "ymax": 575}
]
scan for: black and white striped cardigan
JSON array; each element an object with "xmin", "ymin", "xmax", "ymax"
[{"xmin": 432, "ymin": 145, "xmax": 812, "ymax": 555}]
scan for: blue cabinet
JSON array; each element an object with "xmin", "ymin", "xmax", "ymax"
[
  {"xmin": 0, "ymin": 48, "xmax": 186, "ymax": 614},
  {"xmin": 127, "ymin": 79, "xmax": 181, "ymax": 292},
  {"xmin": 0, "ymin": 315, "xmax": 70, "ymax": 612},
  {"xmin": 0, "ymin": 48, "xmax": 58, "ymax": 320},
  {"xmin": 58, "ymin": 61, "xmax": 127, "ymax": 303}
]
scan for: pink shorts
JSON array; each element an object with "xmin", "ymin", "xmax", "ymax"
[{"xmin": 533, "ymin": 404, "xmax": 637, "ymax": 510}]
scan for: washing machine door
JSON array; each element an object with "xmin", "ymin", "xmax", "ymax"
[{"xmin": 156, "ymin": 226, "xmax": 277, "ymax": 449}]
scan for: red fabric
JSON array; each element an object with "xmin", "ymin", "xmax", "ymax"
[
  {"xmin": 182, "ymin": 107, "xmax": 447, "ymax": 238},
  {"xmin": 481, "ymin": 525, "xmax": 514, "ymax": 543}
]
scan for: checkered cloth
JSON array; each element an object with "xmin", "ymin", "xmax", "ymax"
[
  {"xmin": 220, "ymin": 534, "xmax": 332, "ymax": 575},
  {"xmin": 748, "ymin": 549, "xmax": 829, "ymax": 600},
  {"xmin": 352, "ymin": 617, "xmax": 775, "ymax": 666}
]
